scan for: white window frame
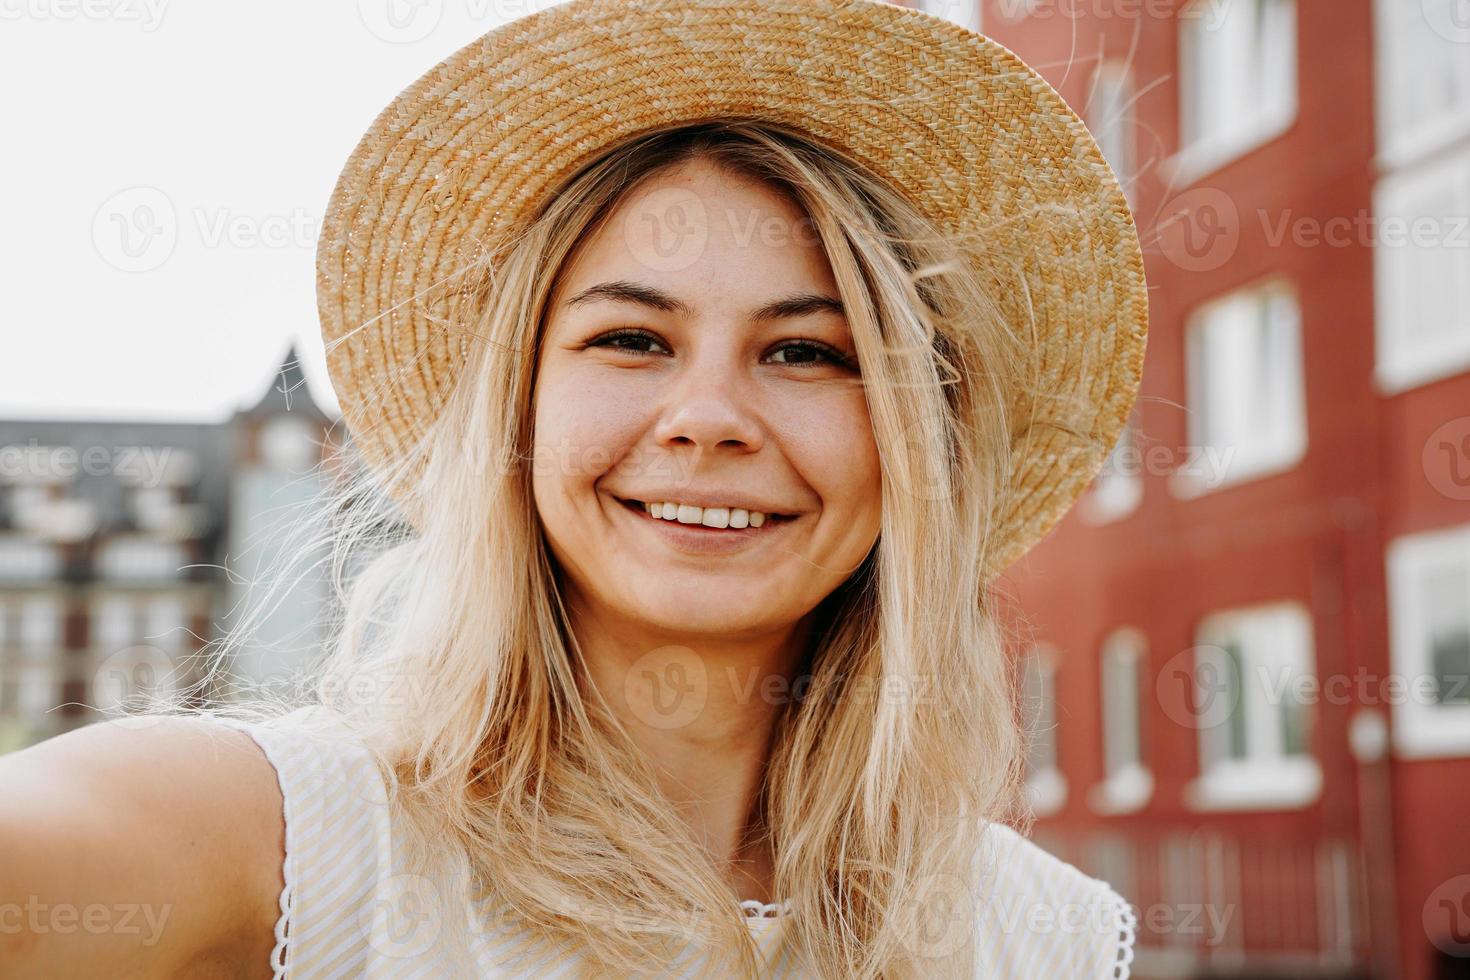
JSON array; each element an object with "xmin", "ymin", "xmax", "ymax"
[
  {"xmin": 18, "ymin": 594, "xmax": 61, "ymax": 652},
  {"xmin": 95, "ymin": 536, "xmax": 185, "ymax": 581},
  {"xmin": 1371, "ymin": 149, "xmax": 1470, "ymax": 394},
  {"xmin": 1085, "ymin": 60, "xmax": 1137, "ymax": 213},
  {"xmin": 1021, "ymin": 645, "xmax": 1067, "ymax": 816},
  {"xmin": 1372, "ymin": 0, "xmax": 1470, "ymax": 172},
  {"xmin": 0, "ymin": 599, "xmax": 9, "ymax": 704},
  {"xmin": 1385, "ymin": 522, "xmax": 1470, "ymax": 759},
  {"xmin": 1172, "ymin": 277, "xmax": 1307, "ymax": 497},
  {"xmin": 1090, "ymin": 628, "xmax": 1154, "ymax": 814},
  {"xmin": 1080, "ymin": 411, "xmax": 1144, "ymax": 524},
  {"xmin": 9, "ymin": 593, "xmax": 63, "ymax": 727},
  {"xmin": 0, "ymin": 534, "xmax": 62, "ymax": 581},
  {"xmin": 94, "ymin": 592, "xmax": 190, "ymax": 655},
  {"xmin": 15, "ymin": 660, "xmax": 58, "ymax": 722},
  {"xmin": 1185, "ymin": 601, "xmax": 1322, "ymax": 811},
  {"xmin": 1170, "ymin": 0, "xmax": 1298, "ymax": 184}
]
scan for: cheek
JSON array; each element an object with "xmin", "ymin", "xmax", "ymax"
[
  {"xmin": 773, "ymin": 386, "xmax": 882, "ymax": 518},
  {"xmin": 531, "ymin": 367, "xmax": 649, "ymax": 496}
]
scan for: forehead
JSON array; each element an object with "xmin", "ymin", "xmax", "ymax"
[{"xmin": 550, "ymin": 159, "xmax": 840, "ymax": 314}]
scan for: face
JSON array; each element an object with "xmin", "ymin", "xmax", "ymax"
[{"xmin": 531, "ymin": 157, "xmax": 883, "ymax": 641}]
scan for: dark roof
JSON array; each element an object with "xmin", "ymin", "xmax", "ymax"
[{"xmin": 238, "ymin": 343, "xmax": 330, "ymax": 421}]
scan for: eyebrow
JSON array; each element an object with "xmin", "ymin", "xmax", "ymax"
[{"xmin": 562, "ymin": 280, "xmax": 845, "ymax": 322}]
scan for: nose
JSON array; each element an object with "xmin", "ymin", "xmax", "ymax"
[{"xmin": 650, "ymin": 346, "xmax": 765, "ymax": 456}]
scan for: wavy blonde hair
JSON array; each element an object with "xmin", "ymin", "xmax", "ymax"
[{"xmin": 187, "ymin": 119, "xmax": 1040, "ymax": 979}]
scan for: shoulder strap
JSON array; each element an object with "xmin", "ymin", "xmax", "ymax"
[
  {"xmin": 973, "ymin": 822, "xmax": 1137, "ymax": 979},
  {"xmin": 210, "ymin": 705, "xmax": 393, "ymax": 979}
]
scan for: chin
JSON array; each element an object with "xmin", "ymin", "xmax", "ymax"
[{"xmin": 623, "ymin": 593, "xmax": 785, "ymax": 638}]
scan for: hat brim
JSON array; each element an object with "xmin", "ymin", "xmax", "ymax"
[{"xmin": 316, "ymin": 0, "xmax": 1148, "ymax": 581}]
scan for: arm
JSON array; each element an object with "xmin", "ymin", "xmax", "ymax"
[{"xmin": 0, "ymin": 715, "xmax": 285, "ymax": 979}]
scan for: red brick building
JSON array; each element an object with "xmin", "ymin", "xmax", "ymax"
[{"xmin": 902, "ymin": 0, "xmax": 1470, "ymax": 977}]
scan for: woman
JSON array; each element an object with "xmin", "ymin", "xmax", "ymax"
[{"xmin": 0, "ymin": 1, "xmax": 1147, "ymax": 977}]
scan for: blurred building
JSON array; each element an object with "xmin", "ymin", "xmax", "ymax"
[
  {"xmin": 0, "ymin": 346, "xmax": 346, "ymax": 753},
  {"xmin": 4, "ymin": 2, "xmax": 1466, "ymax": 977},
  {"xmin": 899, "ymin": 0, "xmax": 1470, "ymax": 978}
]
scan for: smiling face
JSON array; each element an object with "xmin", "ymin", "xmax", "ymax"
[{"xmin": 531, "ymin": 157, "xmax": 883, "ymax": 639}]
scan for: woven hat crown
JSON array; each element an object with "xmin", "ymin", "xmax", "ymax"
[{"xmin": 317, "ymin": 0, "xmax": 1149, "ymax": 581}]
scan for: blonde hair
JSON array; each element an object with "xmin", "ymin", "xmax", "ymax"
[{"xmin": 183, "ymin": 119, "xmax": 1039, "ymax": 979}]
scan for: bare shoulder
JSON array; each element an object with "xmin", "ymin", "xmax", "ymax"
[
  {"xmin": 974, "ymin": 821, "xmax": 1137, "ymax": 979},
  {"xmin": 0, "ymin": 714, "xmax": 286, "ymax": 979}
]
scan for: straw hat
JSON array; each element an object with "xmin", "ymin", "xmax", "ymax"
[{"xmin": 317, "ymin": 0, "xmax": 1148, "ymax": 581}]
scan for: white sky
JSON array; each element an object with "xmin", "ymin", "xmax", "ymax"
[{"xmin": 1, "ymin": 0, "xmax": 567, "ymax": 423}]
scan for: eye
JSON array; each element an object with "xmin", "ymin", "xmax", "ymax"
[
  {"xmin": 584, "ymin": 328, "xmax": 857, "ymax": 370},
  {"xmin": 766, "ymin": 339, "xmax": 855, "ymax": 369},
  {"xmin": 585, "ymin": 327, "xmax": 668, "ymax": 357}
]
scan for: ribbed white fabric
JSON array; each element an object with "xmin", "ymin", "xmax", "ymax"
[{"xmin": 212, "ymin": 705, "xmax": 1135, "ymax": 978}]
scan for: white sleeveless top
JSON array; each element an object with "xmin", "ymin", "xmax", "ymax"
[{"xmin": 211, "ymin": 705, "xmax": 1136, "ymax": 978}]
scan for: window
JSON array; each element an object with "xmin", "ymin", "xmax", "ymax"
[
  {"xmin": 93, "ymin": 593, "xmax": 189, "ymax": 655},
  {"xmin": 1081, "ymin": 411, "xmax": 1143, "ymax": 524},
  {"xmin": 1372, "ymin": 150, "xmax": 1470, "ymax": 393},
  {"xmin": 0, "ymin": 601, "xmax": 8, "ymax": 701},
  {"xmin": 1090, "ymin": 628, "xmax": 1153, "ymax": 814},
  {"xmin": 1186, "ymin": 601, "xmax": 1322, "ymax": 811},
  {"xmin": 16, "ymin": 662, "xmax": 58, "ymax": 721},
  {"xmin": 916, "ymin": 0, "xmax": 981, "ymax": 33},
  {"xmin": 1373, "ymin": 0, "xmax": 1470, "ymax": 169},
  {"xmin": 95, "ymin": 537, "xmax": 185, "ymax": 581},
  {"xmin": 90, "ymin": 593, "xmax": 188, "ymax": 717},
  {"xmin": 0, "ymin": 535, "xmax": 62, "ymax": 581},
  {"xmin": 1086, "ymin": 61, "xmax": 1137, "ymax": 212},
  {"xmin": 1021, "ymin": 646, "xmax": 1066, "ymax": 816},
  {"xmin": 1385, "ymin": 522, "xmax": 1470, "ymax": 758},
  {"xmin": 1175, "ymin": 279, "xmax": 1306, "ymax": 495},
  {"xmin": 260, "ymin": 415, "xmax": 321, "ymax": 472},
  {"xmin": 18, "ymin": 595, "xmax": 61, "ymax": 652},
  {"xmin": 11, "ymin": 594, "xmax": 63, "ymax": 729},
  {"xmin": 10, "ymin": 484, "xmax": 52, "ymax": 524},
  {"xmin": 95, "ymin": 595, "xmax": 136, "ymax": 651},
  {"xmin": 1175, "ymin": 0, "xmax": 1296, "ymax": 181},
  {"xmin": 144, "ymin": 595, "xmax": 186, "ymax": 652}
]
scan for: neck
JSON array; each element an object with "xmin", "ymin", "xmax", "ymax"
[{"xmin": 569, "ymin": 596, "xmax": 816, "ymax": 904}]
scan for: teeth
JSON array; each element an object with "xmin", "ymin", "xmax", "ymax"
[{"xmin": 640, "ymin": 500, "xmax": 772, "ymax": 528}]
